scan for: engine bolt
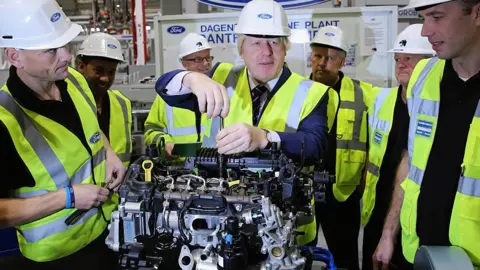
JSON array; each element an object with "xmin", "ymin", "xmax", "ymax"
[{"xmin": 272, "ymin": 247, "xmax": 283, "ymax": 257}]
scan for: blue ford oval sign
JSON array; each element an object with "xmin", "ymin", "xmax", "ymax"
[
  {"xmin": 257, "ymin": 13, "xmax": 272, "ymax": 19},
  {"xmin": 50, "ymin": 12, "xmax": 61, "ymax": 23},
  {"xmin": 107, "ymin": 44, "xmax": 117, "ymax": 49},
  {"xmin": 167, "ymin": 25, "xmax": 186, "ymax": 34},
  {"xmin": 325, "ymin": 32, "xmax": 335, "ymax": 37},
  {"xmin": 196, "ymin": 0, "xmax": 329, "ymax": 10},
  {"xmin": 89, "ymin": 131, "xmax": 101, "ymax": 144}
]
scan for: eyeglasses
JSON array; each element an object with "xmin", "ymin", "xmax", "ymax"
[{"xmin": 183, "ymin": 56, "xmax": 214, "ymax": 63}]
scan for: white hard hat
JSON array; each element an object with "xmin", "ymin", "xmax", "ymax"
[
  {"xmin": 388, "ymin": 24, "xmax": 435, "ymax": 55},
  {"xmin": 178, "ymin": 33, "xmax": 212, "ymax": 60},
  {"xmin": 310, "ymin": 26, "xmax": 348, "ymax": 52},
  {"xmin": 0, "ymin": 0, "xmax": 82, "ymax": 50},
  {"xmin": 78, "ymin": 33, "xmax": 124, "ymax": 62},
  {"xmin": 400, "ymin": 0, "xmax": 452, "ymax": 10},
  {"xmin": 235, "ymin": 0, "xmax": 291, "ymax": 37}
]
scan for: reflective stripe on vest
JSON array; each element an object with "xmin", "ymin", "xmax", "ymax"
[
  {"xmin": 407, "ymin": 57, "xmax": 440, "ymax": 164},
  {"xmin": 0, "ymin": 91, "xmax": 106, "ymax": 200},
  {"xmin": 368, "ymin": 162, "xmax": 380, "ymax": 177},
  {"xmin": 111, "ymin": 92, "xmax": 132, "ymax": 163},
  {"xmin": 285, "ymin": 80, "xmax": 314, "ymax": 132},
  {"xmin": 371, "ymin": 87, "xmax": 394, "ymax": 133},
  {"xmin": 67, "ymin": 74, "xmax": 96, "ymax": 115},
  {"xmin": 336, "ymin": 79, "xmax": 368, "ymax": 151},
  {"xmin": 164, "ymin": 104, "xmax": 205, "ymax": 137},
  {"xmin": 23, "ymin": 208, "xmax": 100, "ymax": 242}
]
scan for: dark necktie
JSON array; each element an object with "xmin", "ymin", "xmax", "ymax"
[{"xmin": 251, "ymin": 85, "xmax": 268, "ymax": 126}]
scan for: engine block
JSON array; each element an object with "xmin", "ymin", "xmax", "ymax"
[{"xmin": 105, "ymin": 143, "xmax": 332, "ymax": 270}]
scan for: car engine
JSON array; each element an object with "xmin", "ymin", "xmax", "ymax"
[{"xmin": 106, "ymin": 142, "xmax": 334, "ymax": 270}]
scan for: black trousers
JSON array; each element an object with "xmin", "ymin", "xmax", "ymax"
[
  {"xmin": 310, "ymin": 185, "xmax": 361, "ymax": 270},
  {"xmin": 362, "ymin": 199, "xmax": 413, "ymax": 270},
  {"xmin": 0, "ymin": 229, "xmax": 120, "ymax": 270}
]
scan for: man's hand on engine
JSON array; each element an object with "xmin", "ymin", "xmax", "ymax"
[
  {"xmin": 216, "ymin": 123, "xmax": 268, "ymax": 154},
  {"xmin": 72, "ymin": 184, "xmax": 110, "ymax": 209},
  {"xmin": 165, "ymin": 142, "xmax": 178, "ymax": 160},
  {"xmin": 105, "ymin": 148, "xmax": 127, "ymax": 191}
]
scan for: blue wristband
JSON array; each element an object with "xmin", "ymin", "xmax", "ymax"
[
  {"xmin": 65, "ymin": 186, "xmax": 71, "ymax": 209},
  {"xmin": 64, "ymin": 185, "xmax": 75, "ymax": 209}
]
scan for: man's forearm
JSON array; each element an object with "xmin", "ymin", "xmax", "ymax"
[
  {"xmin": 0, "ymin": 190, "xmax": 65, "ymax": 228},
  {"xmin": 101, "ymin": 131, "xmax": 114, "ymax": 153},
  {"xmin": 382, "ymin": 150, "xmax": 409, "ymax": 237}
]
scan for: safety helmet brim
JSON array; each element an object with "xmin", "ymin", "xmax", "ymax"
[{"xmin": 400, "ymin": 0, "xmax": 452, "ymax": 10}]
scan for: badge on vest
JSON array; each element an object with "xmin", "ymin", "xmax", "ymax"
[
  {"xmin": 416, "ymin": 120, "xmax": 433, "ymax": 137},
  {"xmin": 89, "ymin": 131, "xmax": 101, "ymax": 144},
  {"xmin": 374, "ymin": 131, "xmax": 383, "ymax": 144}
]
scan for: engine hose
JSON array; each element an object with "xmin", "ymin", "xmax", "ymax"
[{"xmin": 299, "ymin": 246, "xmax": 336, "ymax": 270}]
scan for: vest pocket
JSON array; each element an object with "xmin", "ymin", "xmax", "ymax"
[
  {"xmin": 450, "ymin": 192, "xmax": 480, "ymax": 265},
  {"xmin": 400, "ymin": 179, "xmax": 419, "ymax": 236},
  {"xmin": 337, "ymin": 108, "xmax": 355, "ymax": 140},
  {"xmin": 399, "ymin": 178, "xmax": 421, "ymax": 263},
  {"xmin": 336, "ymin": 149, "xmax": 366, "ymax": 187}
]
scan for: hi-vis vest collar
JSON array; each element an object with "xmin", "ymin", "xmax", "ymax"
[
  {"xmin": 108, "ymin": 90, "xmax": 132, "ymax": 164},
  {"xmin": 208, "ymin": 65, "xmax": 316, "ymax": 133},
  {"xmin": 407, "ymin": 57, "xmax": 479, "ymax": 198},
  {"xmin": 366, "ymin": 86, "xmax": 399, "ymax": 177}
]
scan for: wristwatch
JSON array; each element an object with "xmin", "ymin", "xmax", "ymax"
[{"xmin": 263, "ymin": 129, "xmax": 273, "ymax": 149}]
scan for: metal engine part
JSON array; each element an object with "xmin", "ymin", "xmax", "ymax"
[{"xmin": 105, "ymin": 144, "xmax": 331, "ymax": 270}]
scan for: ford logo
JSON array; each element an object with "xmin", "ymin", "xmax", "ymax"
[
  {"xmin": 325, "ymin": 32, "xmax": 335, "ymax": 37},
  {"xmin": 50, "ymin": 12, "xmax": 61, "ymax": 23},
  {"xmin": 167, "ymin": 25, "xmax": 186, "ymax": 34},
  {"xmin": 107, "ymin": 44, "xmax": 117, "ymax": 49},
  {"xmin": 89, "ymin": 131, "xmax": 101, "ymax": 144},
  {"xmin": 257, "ymin": 13, "xmax": 273, "ymax": 19}
]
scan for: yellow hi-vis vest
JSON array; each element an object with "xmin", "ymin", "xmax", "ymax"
[
  {"xmin": 207, "ymin": 63, "xmax": 337, "ymax": 245},
  {"xmin": 401, "ymin": 57, "xmax": 480, "ymax": 267},
  {"xmin": 0, "ymin": 67, "xmax": 115, "ymax": 262},
  {"xmin": 333, "ymin": 77, "xmax": 371, "ymax": 202},
  {"xmin": 106, "ymin": 90, "xmax": 132, "ymax": 166},
  {"xmin": 361, "ymin": 87, "xmax": 399, "ymax": 225},
  {"xmin": 144, "ymin": 65, "xmax": 233, "ymax": 148}
]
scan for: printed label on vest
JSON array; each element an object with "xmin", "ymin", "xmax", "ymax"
[
  {"xmin": 89, "ymin": 131, "xmax": 101, "ymax": 144},
  {"xmin": 416, "ymin": 120, "xmax": 433, "ymax": 137},
  {"xmin": 374, "ymin": 131, "xmax": 383, "ymax": 144}
]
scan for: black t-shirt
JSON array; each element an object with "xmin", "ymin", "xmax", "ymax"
[
  {"xmin": 0, "ymin": 66, "xmax": 89, "ymax": 198},
  {"xmin": 417, "ymin": 60, "xmax": 480, "ymax": 246},
  {"xmin": 376, "ymin": 86, "xmax": 409, "ymax": 209},
  {"xmin": 98, "ymin": 93, "xmax": 111, "ymax": 140}
]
